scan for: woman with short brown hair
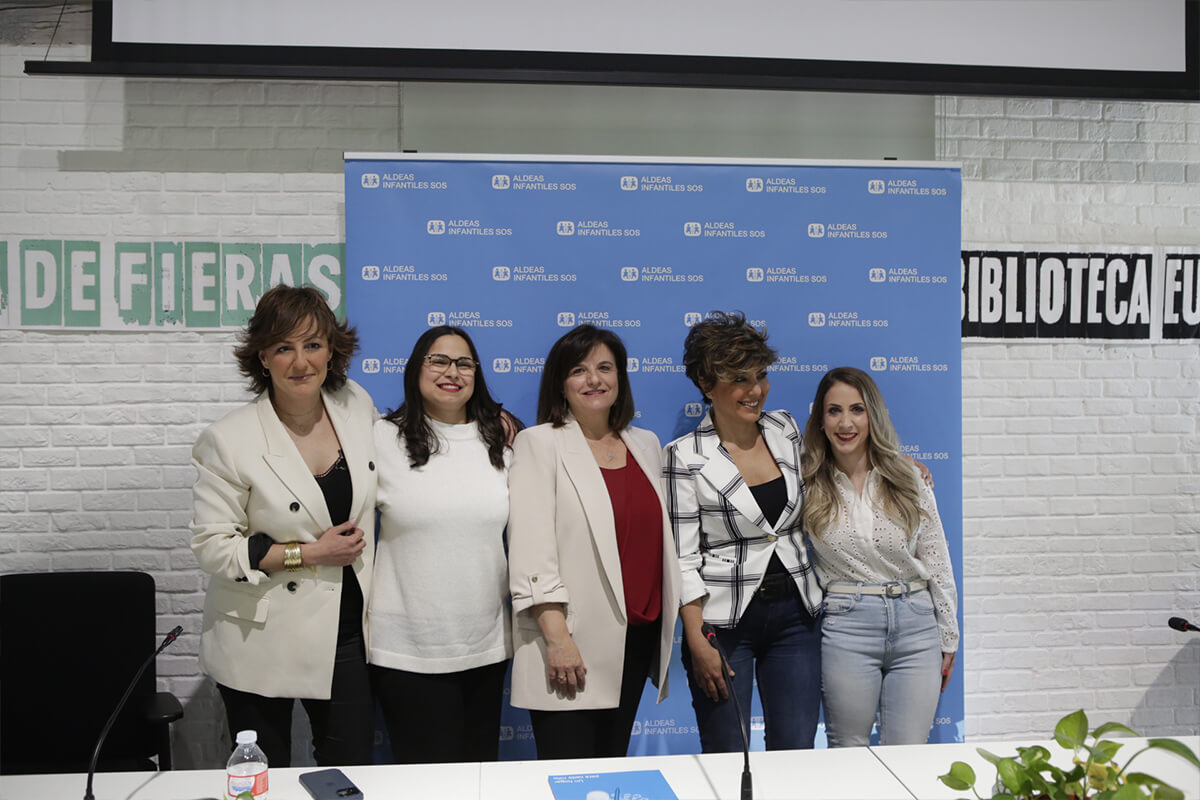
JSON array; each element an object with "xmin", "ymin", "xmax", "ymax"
[
  {"xmin": 665, "ymin": 310, "xmax": 823, "ymax": 752},
  {"xmin": 191, "ymin": 284, "xmax": 378, "ymax": 766}
]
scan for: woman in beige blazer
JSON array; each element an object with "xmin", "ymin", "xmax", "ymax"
[
  {"xmin": 191, "ymin": 285, "xmax": 378, "ymax": 767},
  {"xmin": 508, "ymin": 325, "xmax": 680, "ymax": 759}
]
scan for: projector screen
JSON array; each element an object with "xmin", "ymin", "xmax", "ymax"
[
  {"xmin": 109, "ymin": 0, "xmax": 1187, "ymax": 72},
  {"xmin": 31, "ymin": 0, "xmax": 1200, "ymax": 99}
]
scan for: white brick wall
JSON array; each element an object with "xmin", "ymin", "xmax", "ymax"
[
  {"xmin": 943, "ymin": 95, "xmax": 1200, "ymax": 738},
  {"xmin": 1, "ymin": 28, "xmax": 400, "ymax": 765},
  {"xmin": 2, "ymin": 11, "xmax": 1197, "ymax": 770}
]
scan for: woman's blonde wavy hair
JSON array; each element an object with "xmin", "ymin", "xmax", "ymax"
[{"xmin": 801, "ymin": 367, "xmax": 926, "ymax": 539}]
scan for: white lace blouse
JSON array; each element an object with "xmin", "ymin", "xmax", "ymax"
[{"xmin": 808, "ymin": 467, "xmax": 959, "ymax": 653}]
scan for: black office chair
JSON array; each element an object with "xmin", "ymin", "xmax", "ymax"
[{"xmin": 0, "ymin": 570, "xmax": 184, "ymax": 775}]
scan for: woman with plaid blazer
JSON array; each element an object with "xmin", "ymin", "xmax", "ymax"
[{"xmin": 664, "ymin": 312, "xmax": 823, "ymax": 753}]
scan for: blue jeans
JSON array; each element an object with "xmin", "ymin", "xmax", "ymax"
[
  {"xmin": 820, "ymin": 588, "xmax": 942, "ymax": 747},
  {"xmin": 682, "ymin": 583, "xmax": 822, "ymax": 752}
]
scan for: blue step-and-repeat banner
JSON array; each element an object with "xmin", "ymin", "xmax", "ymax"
[{"xmin": 345, "ymin": 154, "xmax": 963, "ymax": 758}]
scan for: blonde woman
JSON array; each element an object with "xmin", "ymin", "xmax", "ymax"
[{"xmin": 801, "ymin": 366, "xmax": 958, "ymax": 747}]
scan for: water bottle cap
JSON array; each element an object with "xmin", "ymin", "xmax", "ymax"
[{"xmin": 235, "ymin": 730, "xmax": 258, "ymax": 745}]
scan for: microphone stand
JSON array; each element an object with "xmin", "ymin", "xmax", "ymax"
[
  {"xmin": 84, "ymin": 626, "xmax": 182, "ymax": 800},
  {"xmin": 702, "ymin": 623, "xmax": 752, "ymax": 800}
]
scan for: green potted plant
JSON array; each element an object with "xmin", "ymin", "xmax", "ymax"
[{"xmin": 939, "ymin": 709, "xmax": 1199, "ymax": 800}]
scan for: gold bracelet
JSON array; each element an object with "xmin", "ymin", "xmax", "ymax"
[{"xmin": 283, "ymin": 542, "xmax": 303, "ymax": 572}]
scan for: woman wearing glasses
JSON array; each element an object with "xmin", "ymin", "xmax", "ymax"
[{"xmin": 368, "ymin": 326, "xmax": 521, "ymax": 763}]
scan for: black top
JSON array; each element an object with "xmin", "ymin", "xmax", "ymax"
[
  {"xmin": 314, "ymin": 450, "xmax": 352, "ymax": 525},
  {"xmin": 749, "ymin": 475, "xmax": 786, "ymax": 528},
  {"xmin": 314, "ymin": 452, "xmax": 363, "ymax": 636},
  {"xmin": 750, "ymin": 476, "xmax": 789, "ymax": 580}
]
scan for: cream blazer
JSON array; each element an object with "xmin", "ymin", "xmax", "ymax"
[
  {"xmin": 190, "ymin": 379, "xmax": 378, "ymax": 699},
  {"xmin": 508, "ymin": 419, "xmax": 681, "ymax": 711}
]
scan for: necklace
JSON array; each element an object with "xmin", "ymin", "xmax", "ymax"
[
  {"xmin": 274, "ymin": 403, "xmax": 324, "ymax": 435},
  {"xmin": 585, "ymin": 434, "xmax": 622, "ymax": 464}
]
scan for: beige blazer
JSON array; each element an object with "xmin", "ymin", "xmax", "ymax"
[
  {"xmin": 191, "ymin": 379, "xmax": 378, "ymax": 699},
  {"xmin": 507, "ymin": 419, "xmax": 681, "ymax": 711}
]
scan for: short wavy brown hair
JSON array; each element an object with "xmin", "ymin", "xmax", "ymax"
[
  {"xmin": 682, "ymin": 310, "xmax": 777, "ymax": 403},
  {"xmin": 233, "ymin": 285, "xmax": 359, "ymax": 396}
]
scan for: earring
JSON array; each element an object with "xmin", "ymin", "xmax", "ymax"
[{"xmin": 262, "ymin": 366, "xmax": 269, "ymax": 376}]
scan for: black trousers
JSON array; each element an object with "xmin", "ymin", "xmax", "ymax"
[
  {"xmin": 530, "ymin": 619, "xmax": 660, "ymax": 760},
  {"xmin": 372, "ymin": 659, "xmax": 508, "ymax": 764},
  {"xmin": 217, "ymin": 632, "xmax": 374, "ymax": 767}
]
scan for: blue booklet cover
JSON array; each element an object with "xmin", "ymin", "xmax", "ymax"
[{"xmin": 548, "ymin": 769, "xmax": 679, "ymax": 800}]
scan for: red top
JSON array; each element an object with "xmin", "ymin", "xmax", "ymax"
[{"xmin": 600, "ymin": 457, "xmax": 664, "ymax": 626}]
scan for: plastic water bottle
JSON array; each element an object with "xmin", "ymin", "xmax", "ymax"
[{"xmin": 226, "ymin": 730, "xmax": 269, "ymax": 800}]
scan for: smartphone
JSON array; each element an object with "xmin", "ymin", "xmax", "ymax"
[{"xmin": 299, "ymin": 768, "xmax": 363, "ymax": 800}]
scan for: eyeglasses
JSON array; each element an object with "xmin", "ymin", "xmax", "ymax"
[{"xmin": 423, "ymin": 353, "xmax": 477, "ymax": 373}]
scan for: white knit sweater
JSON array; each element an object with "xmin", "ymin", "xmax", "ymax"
[{"xmin": 367, "ymin": 417, "xmax": 512, "ymax": 673}]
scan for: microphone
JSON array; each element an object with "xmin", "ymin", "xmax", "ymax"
[
  {"xmin": 84, "ymin": 626, "xmax": 183, "ymax": 800},
  {"xmin": 701, "ymin": 623, "xmax": 752, "ymax": 800},
  {"xmin": 1168, "ymin": 617, "xmax": 1198, "ymax": 633}
]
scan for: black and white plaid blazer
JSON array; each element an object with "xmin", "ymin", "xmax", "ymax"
[{"xmin": 663, "ymin": 408, "xmax": 823, "ymax": 627}]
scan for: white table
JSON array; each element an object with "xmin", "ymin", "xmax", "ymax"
[
  {"xmin": 481, "ymin": 747, "xmax": 912, "ymax": 800},
  {"xmin": 696, "ymin": 748, "xmax": 915, "ymax": 800},
  {"xmin": 870, "ymin": 736, "xmax": 1200, "ymax": 800},
  {"xmin": 3, "ymin": 738, "xmax": 1194, "ymax": 800},
  {"xmin": 0, "ymin": 762, "xmax": 481, "ymax": 800},
  {"xmin": 484, "ymin": 753, "xmax": 712, "ymax": 800},
  {"xmin": 0, "ymin": 749, "xmax": 903, "ymax": 800}
]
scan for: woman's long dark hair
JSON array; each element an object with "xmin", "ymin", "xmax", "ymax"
[{"xmin": 383, "ymin": 326, "xmax": 520, "ymax": 469}]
